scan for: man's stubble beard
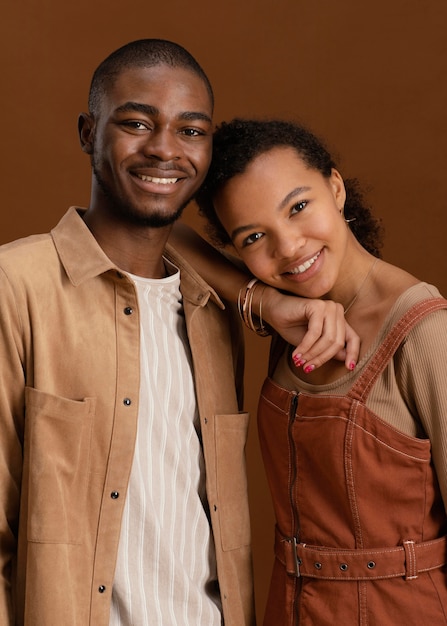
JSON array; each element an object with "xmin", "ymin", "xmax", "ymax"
[{"xmin": 92, "ymin": 165, "xmax": 192, "ymax": 228}]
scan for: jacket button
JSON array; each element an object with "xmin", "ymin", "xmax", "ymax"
[
  {"xmin": 314, "ymin": 562, "xmax": 322, "ymax": 570},
  {"xmin": 124, "ymin": 307, "xmax": 133, "ymax": 315},
  {"xmin": 123, "ymin": 398, "xmax": 132, "ymax": 406},
  {"xmin": 111, "ymin": 491, "xmax": 119, "ymax": 499},
  {"xmin": 367, "ymin": 561, "xmax": 376, "ymax": 569},
  {"xmin": 98, "ymin": 585, "xmax": 106, "ymax": 593},
  {"xmin": 339, "ymin": 563, "xmax": 348, "ymax": 571}
]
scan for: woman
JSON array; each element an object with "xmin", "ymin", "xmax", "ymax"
[{"xmin": 177, "ymin": 118, "xmax": 447, "ymax": 624}]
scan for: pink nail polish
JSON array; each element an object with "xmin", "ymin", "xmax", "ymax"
[
  {"xmin": 349, "ymin": 361, "xmax": 356, "ymax": 370},
  {"xmin": 293, "ymin": 354, "xmax": 306, "ymax": 367},
  {"xmin": 304, "ymin": 364, "xmax": 315, "ymax": 374}
]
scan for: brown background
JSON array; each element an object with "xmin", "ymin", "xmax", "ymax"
[{"xmin": 1, "ymin": 0, "xmax": 446, "ymax": 619}]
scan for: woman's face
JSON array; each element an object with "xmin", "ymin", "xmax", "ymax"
[{"xmin": 214, "ymin": 146, "xmax": 349, "ymax": 300}]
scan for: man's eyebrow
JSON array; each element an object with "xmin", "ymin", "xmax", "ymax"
[
  {"xmin": 115, "ymin": 102, "xmax": 158, "ymax": 116},
  {"xmin": 180, "ymin": 111, "xmax": 212, "ymax": 124},
  {"xmin": 114, "ymin": 102, "xmax": 212, "ymax": 124}
]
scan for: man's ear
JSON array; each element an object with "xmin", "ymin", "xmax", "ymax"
[{"xmin": 78, "ymin": 112, "xmax": 95, "ymax": 155}]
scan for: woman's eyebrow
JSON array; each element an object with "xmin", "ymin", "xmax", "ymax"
[
  {"xmin": 231, "ymin": 222, "xmax": 260, "ymax": 240},
  {"xmin": 278, "ymin": 186, "xmax": 311, "ymax": 211},
  {"xmin": 230, "ymin": 186, "xmax": 312, "ymax": 240}
]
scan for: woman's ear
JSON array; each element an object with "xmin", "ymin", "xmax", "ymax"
[
  {"xmin": 78, "ymin": 113, "xmax": 95, "ymax": 155},
  {"xmin": 330, "ymin": 168, "xmax": 346, "ymax": 211}
]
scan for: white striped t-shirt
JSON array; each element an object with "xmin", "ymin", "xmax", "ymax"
[{"xmin": 110, "ymin": 263, "xmax": 222, "ymax": 625}]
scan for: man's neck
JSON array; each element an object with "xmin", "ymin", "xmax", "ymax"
[{"xmin": 83, "ymin": 208, "xmax": 171, "ymax": 279}]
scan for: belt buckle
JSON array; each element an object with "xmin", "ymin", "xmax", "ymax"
[{"xmin": 291, "ymin": 536, "xmax": 301, "ymax": 577}]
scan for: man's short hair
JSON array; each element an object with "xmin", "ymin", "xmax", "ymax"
[{"xmin": 88, "ymin": 38, "xmax": 214, "ymax": 115}]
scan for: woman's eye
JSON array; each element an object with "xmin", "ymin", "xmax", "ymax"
[
  {"xmin": 291, "ymin": 200, "xmax": 308, "ymax": 214},
  {"xmin": 243, "ymin": 232, "xmax": 264, "ymax": 246}
]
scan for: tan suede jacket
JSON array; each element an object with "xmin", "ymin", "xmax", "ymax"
[{"xmin": 0, "ymin": 208, "xmax": 255, "ymax": 626}]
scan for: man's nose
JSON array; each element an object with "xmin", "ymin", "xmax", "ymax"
[{"xmin": 142, "ymin": 128, "xmax": 181, "ymax": 161}]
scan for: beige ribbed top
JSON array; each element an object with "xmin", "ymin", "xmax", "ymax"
[{"xmin": 274, "ymin": 282, "xmax": 447, "ymax": 506}]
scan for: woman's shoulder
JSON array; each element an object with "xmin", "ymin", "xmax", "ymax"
[
  {"xmin": 377, "ymin": 281, "xmax": 447, "ymax": 363},
  {"xmin": 360, "ymin": 260, "xmax": 443, "ymax": 329},
  {"xmin": 387, "ymin": 281, "xmax": 445, "ymax": 321}
]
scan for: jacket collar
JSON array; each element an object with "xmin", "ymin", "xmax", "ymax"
[
  {"xmin": 51, "ymin": 207, "xmax": 224, "ymax": 310},
  {"xmin": 164, "ymin": 243, "xmax": 225, "ymax": 310},
  {"xmin": 51, "ymin": 207, "xmax": 115, "ymax": 286}
]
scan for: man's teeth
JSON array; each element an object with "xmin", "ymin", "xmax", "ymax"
[
  {"xmin": 289, "ymin": 252, "xmax": 320, "ymax": 274},
  {"xmin": 138, "ymin": 174, "xmax": 178, "ymax": 184}
]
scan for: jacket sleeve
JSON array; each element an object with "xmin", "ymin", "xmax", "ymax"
[
  {"xmin": 225, "ymin": 301, "xmax": 246, "ymax": 410},
  {"xmin": 0, "ymin": 266, "xmax": 26, "ymax": 624}
]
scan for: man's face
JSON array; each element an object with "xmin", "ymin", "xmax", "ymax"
[{"xmin": 82, "ymin": 64, "xmax": 213, "ymax": 228}]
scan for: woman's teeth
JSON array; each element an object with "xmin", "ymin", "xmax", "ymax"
[{"xmin": 288, "ymin": 251, "xmax": 320, "ymax": 274}]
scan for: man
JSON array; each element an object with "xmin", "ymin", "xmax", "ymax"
[{"xmin": 0, "ymin": 39, "xmax": 254, "ymax": 625}]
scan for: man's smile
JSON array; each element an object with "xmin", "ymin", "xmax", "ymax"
[{"xmin": 135, "ymin": 174, "xmax": 179, "ymax": 184}]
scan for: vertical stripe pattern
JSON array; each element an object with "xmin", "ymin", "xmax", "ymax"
[{"xmin": 110, "ymin": 265, "xmax": 222, "ymax": 625}]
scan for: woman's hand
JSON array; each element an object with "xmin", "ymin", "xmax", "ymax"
[
  {"xmin": 168, "ymin": 223, "xmax": 360, "ymax": 370},
  {"xmin": 260, "ymin": 286, "xmax": 360, "ymax": 371}
]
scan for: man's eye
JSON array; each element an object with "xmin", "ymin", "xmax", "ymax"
[
  {"xmin": 121, "ymin": 120, "xmax": 149, "ymax": 130},
  {"xmin": 243, "ymin": 232, "xmax": 263, "ymax": 246},
  {"xmin": 181, "ymin": 128, "xmax": 204, "ymax": 137},
  {"xmin": 291, "ymin": 200, "xmax": 308, "ymax": 214}
]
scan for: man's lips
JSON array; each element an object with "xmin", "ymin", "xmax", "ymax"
[{"xmin": 135, "ymin": 173, "xmax": 179, "ymax": 185}]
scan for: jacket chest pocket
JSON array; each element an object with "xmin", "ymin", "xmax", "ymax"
[{"xmin": 24, "ymin": 387, "xmax": 95, "ymax": 544}]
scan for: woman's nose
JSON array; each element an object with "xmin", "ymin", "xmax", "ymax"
[{"xmin": 273, "ymin": 233, "xmax": 304, "ymax": 259}]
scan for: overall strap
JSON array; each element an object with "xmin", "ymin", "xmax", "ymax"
[{"xmin": 348, "ymin": 298, "xmax": 447, "ymax": 403}]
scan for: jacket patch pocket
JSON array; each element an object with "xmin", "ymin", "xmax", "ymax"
[
  {"xmin": 24, "ymin": 387, "xmax": 95, "ymax": 544},
  {"xmin": 215, "ymin": 412, "xmax": 251, "ymax": 551}
]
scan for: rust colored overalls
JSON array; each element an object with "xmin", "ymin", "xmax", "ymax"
[{"xmin": 258, "ymin": 299, "xmax": 447, "ymax": 625}]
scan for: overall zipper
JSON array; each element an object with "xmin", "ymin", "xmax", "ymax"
[
  {"xmin": 287, "ymin": 393, "xmax": 300, "ymax": 568},
  {"xmin": 288, "ymin": 392, "xmax": 302, "ymax": 625}
]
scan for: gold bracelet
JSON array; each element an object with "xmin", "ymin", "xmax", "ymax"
[
  {"xmin": 237, "ymin": 278, "xmax": 271, "ymax": 337},
  {"xmin": 237, "ymin": 277, "xmax": 258, "ymax": 321}
]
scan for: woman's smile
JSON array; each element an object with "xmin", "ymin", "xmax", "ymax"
[
  {"xmin": 283, "ymin": 249, "xmax": 322, "ymax": 276},
  {"xmin": 214, "ymin": 146, "xmax": 347, "ymax": 299}
]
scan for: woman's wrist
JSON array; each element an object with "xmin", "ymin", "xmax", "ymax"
[{"xmin": 237, "ymin": 278, "xmax": 271, "ymax": 336}]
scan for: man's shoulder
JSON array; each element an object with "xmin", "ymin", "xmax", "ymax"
[
  {"xmin": 0, "ymin": 233, "xmax": 59, "ymax": 284},
  {"xmin": 0, "ymin": 231, "xmax": 54, "ymax": 266},
  {"xmin": 0, "ymin": 209, "xmax": 86, "ymax": 279}
]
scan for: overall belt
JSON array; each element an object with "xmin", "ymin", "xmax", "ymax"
[{"xmin": 275, "ymin": 526, "xmax": 447, "ymax": 581}]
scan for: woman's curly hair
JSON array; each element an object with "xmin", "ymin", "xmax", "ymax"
[{"xmin": 196, "ymin": 118, "xmax": 383, "ymax": 257}]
